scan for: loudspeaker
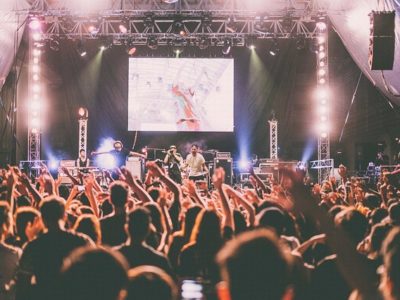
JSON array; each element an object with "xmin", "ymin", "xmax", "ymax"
[
  {"xmin": 214, "ymin": 158, "xmax": 232, "ymax": 185},
  {"xmin": 369, "ymin": 11, "xmax": 395, "ymax": 70}
]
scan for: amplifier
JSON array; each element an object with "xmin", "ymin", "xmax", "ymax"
[
  {"xmin": 214, "ymin": 158, "xmax": 233, "ymax": 185},
  {"xmin": 216, "ymin": 152, "xmax": 231, "ymax": 159},
  {"xmin": 126, "ymin": 158, "xmax": 143, "ymax": 181}
]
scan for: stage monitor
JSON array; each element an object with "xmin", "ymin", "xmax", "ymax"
[{"xmin": 128, "ymin": 58, "xmax": 234, "ymax": 132}]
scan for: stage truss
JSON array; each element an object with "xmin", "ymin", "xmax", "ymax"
[{"xmin": 22, "ymin": 0, "xmax": 330, "ymax": 171}]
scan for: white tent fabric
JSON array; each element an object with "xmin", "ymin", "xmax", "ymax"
[
  {"xmin": 328, "ymin": 0, "xmax": 400, "ymax": 105},
  {"xmin": 0, "ymin": 0, "xmax": 28, "ymax": 91}
]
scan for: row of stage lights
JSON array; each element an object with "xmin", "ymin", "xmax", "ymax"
[
  {"xmin": 315, "ymin": 20, "xmax": 329, "ymax": 139},
  {"xmin": 29, "ymin": 19, "xmax": 43, "ymax": 135}
]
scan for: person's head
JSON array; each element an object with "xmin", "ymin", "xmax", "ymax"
[
  {"xmin": 79, "ymin": 149, "xmax": 86, "ymax": 158},
  {"xmin": 73, "ymin": 214, "xmax": 102, "ymax": 245},
  {"xmin": 127, "ymin": 207, "xmax": 151, "ymax": 244},
  {"xmin": 182, "ymin": 205, "xmax": 202, "ymax": 242},
  {"xmin": 335, "ymin": 208, "xmax": 368, "ymax": 245},
  {"xmin": 369, "ymin": 223, "xmax": 392, "ymax": 255},
  {"xmin": 389, "ymin": 202, "xmax": 400, "ymax": 225},
  {"xmin": 191, "ymin": 144, "xmax": 199, "ymax": 155},
  {"xmin": 191, "ymin": 209, "xmax": 222, "ymax": 250},
  {"xmin": 110, "ymin": 181, "xmax": 129, "ymax": 210},
  {"xmin": 256, "ymin": 207, "xmax": 285, "ymax": 236},
  {"xmin": 169, "ymin": 145, "xmax": 177, "ymax": 154},
  {"xmin": 144, "ymin": 203, "xmax": 164, "ymax": 234},
  {"xmin": 60, "ymin": 247, "xmax": 128, "ymax": 300},
  {"xmin": 380, "ymin": 227, "xmax": 400, "ymax": 300},
  {"xmin": 113, "ymin": 141, "xmax": 123, "ymax": 151},
  {"xmin": 0, "ymin": 201, "xmax": 11, "ymax": 240},
  {"xmin": 15, "ymin": 206, "xmax": 40, "ymax": 242},
  {"xmin": 363, "ymin": 193, "xmax": 381, "ymax": 210},
  {"xmin": 369, "ymin": 208, "xmax": 389, "ymax": 226},
  {"xmin": 126, "ymin": 266, "xmax": 178, "ymax": 300},
  {"xmin": 216, "ymin": 229, "xmax": 291, "ymax": 300},
  {"xmin": 40, "ymin": 196, "xmax": 66, "ymax": 229}
]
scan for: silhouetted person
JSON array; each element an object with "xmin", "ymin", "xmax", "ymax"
[
  {"xmin": 100, "ymin": 181, "xmax": 129, "ymax": 246},
  {"xmin": 216, "ymin": 229, "xmax": 291, "ymax": 300},
  {"xmin": 116, "ymin": 207, "xmax": 173, "ymax": 276},
  {"xmin": 126, "ymin": 266, "xmax": 178, "ymax": 300},
  {"xmin": 16, "ymin": 196, "xmax": 93, "ymax": 299},
  {"xmin": 59, "ymin": 247, "xmax": 128, "ymax": 300}
]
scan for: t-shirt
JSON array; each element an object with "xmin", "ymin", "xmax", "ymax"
[
  {"xmin": 110, "ymin": 148, "xmax": 130, "ymax": 168},
  {"xmin": 185, "ymin": 153, "xmax": 205, "ymax": 177},
  {"xmin": 100, "ymin": 213, "xmax": 127, "ymax": 247}
]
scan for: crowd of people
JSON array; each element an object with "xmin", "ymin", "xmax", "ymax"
[{"xmin": 1, "ymin": 158, "xmax": 400, "ymax": 300}]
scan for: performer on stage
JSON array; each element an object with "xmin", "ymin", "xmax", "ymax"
[
  {"xmin": 183, "ymin": 144, "xmax": 208, "ymax": 181},
  {"xmin": 76, "ymin": 149, "xmax": 90, "ymax": 168},
  {"xmin": 92, "ymin": 140, "xmax": 146, "ymax": 168},
  {"xmin": 163, "ymin": 145, "xmax": 183, "ymax": 184}
]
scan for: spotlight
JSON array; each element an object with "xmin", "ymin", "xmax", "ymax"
[
  {"xmin": 198, "ymin": 37, "xmax": 209, "ymax": 50},
  {"xmin": 316, "ymin": 22, "xmax": 327, "ymax": 31},
  {"xmin": 49, "ymin": 39, "xmax": 60, "ymax": 51},
  {"xmin": 32, "ymin": 32, "xmax": 42, "ymax": 41},
  {"xmin": 31, "ymin": 128, "xmax": 38, "ymax": 134},
  {"xmin": 317, "ymin": 36, "xmax": 325, "ymax": 44},
  {"xmin": 319, "ymin": 78, "xmax": 326, "ymax": 85},
  {"xmin": 238, "ymin": 159, "xmax": 251, "ymax": 172},
  {"xmin": 33, "ymin": 57, "xmax": 39, "ymax": 64},
  {"xmin": 162, "ymin": 0, "xmax": 179, "ymax": 3},
  {"xmin": 318, "ymin": 69, "xmax": 326, "ymax": 76},
  {"xmin": 29, "ymin": 18, "xmax": 41, "ymax": 31},
  {"xmin": 99, "ymin": 37, "xmax": 113, "ymax": 51},
  {"xmin": 147, "ymin": 36, "xmax": 158, "ymax": 50},
  {"xmin": 30, "ymin": 101, "xmax": 40, "ymax": 110},
  {"xmin": 78, "ymin": 107, "xmax": 88, "ymax": 118},
  {"xmin": 269, "ymin": 39, "xmax": 280, "ymax": 56},
  {"xmin": 319, "ymin": 61, "xmax": 325, "ymax": 67},
  {"xmin": 48, "ymin": 159, "xmax": 59, "ymax": 172},
  {"xmin": 222, "ymin": 39, "xmax": 232, "ymax": 55},
  {"xmin": 32, "ymin": 84, "xmax": 40, "ymax": 93},
  {"xmin": 33, "ymin": 49, "xmax": 41, "ymax": 57},
  {"xmin": 77, "ymin": 40, "xmax": 87, "ymax": 57},
  {"xmin": 119, "ymin": 24, "xmax": 128, "ymax": 33},
  {"xmin": 319, "ymin": 52, "xmax": 326, "ymax": 59},
  {"xmin": 245, "ymin": 36, "xmax": 257, "ymax": 50},
  {"xmin": 315, "ymin": 87, "xmax": 329, "ymax": 99},
  {"xmin": 126, "ymin": 40, "xmax": 137, "ymax": 56},
  {"xmin": 321, "ymin": 132, "xmax": 328, "ymax": 138},
  {"xmin": 33, "ymin": 74, "xmax": 39, "ymax": 81},
  {"xmin": 87, "ymin": 25, "xmax": 99, "ymax": 35},
  {"xmin": 31, "ymin": 118, "xmax": 40, "ymax": 128},
  {"xmin": 296, "ymin": 37, "xmax": 306, "ymax": 50},
  {"xmin": 173, "ymin": 20, "xmax": 186, "ymax": 36},
  {"xmin": 32, "ymin": 65, "xmax": 40, "ymax": 73}
]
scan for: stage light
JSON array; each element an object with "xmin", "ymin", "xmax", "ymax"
[
  {"xmin": 319, "ymin": 78, "xmax": 326, "ymax": 85},
  {"xmin": 100, "ymin": 45, "xmax": 106, "ymax": 51},
  {"xmin": 31, "ymin": 118, "xmax": 40, "ymax": 128},
  {"xmin": 29, "ymin": 18, "xmax": 41, "ymax": 31},
  {"xmin": 222, "ymin": 39, "xmax": 232, "ymax": 55},
  {"xmin": 162, "ymin": 0, "xmax": 179, "ymax": 3},
  {"xmin": 296, "ymin": 37, "xmax": 306, "ymax": 50},
  {"xmin": 119, "ymin": 24, "xmax": 128, "ymax": 33},
  {"xmin": 147, "ymin": 36, "xmax": 158, "ymax": 50},
  {"xmin": 238, "ymin": 159, "xmax": 251, "ymax": 171},
  {"xmin": 49, "ymin": 39, "xmax": 60, "ymax": 51},
  {"xmin": 198, "ymin": 37, "xmax": 209, "ymax": 50},
  {"xmin": 321, "ymin": 132, "xmax": 328, "ymax": 138},
  {"xmin": 173, "ymin": 20, "xmax": 186, "ymax": 36},
  {"xmin": 31, "ymin": 101, "xmax": 40, "ymax": 110},
  {"xmin": 97, "ymin": 154, "xmax": 116, "ymax": 169},
  {"xmin": 318, "ymin": 69, "xmax": 326, "ymax": 76},
  {"xmin": 78, "ymin": 107, "xmax": 88, "ymax": 118},
  {"xmin": 316, "ymin": 22, "xmax": 327, "ymax": 31},
  {"xmin": 127, "ymin": 46, "xmax": 137, "ymax": 56},
  {"xmin": 33, "ymin": 49, "xmax": 41, "ymax": 57},
  {"xmin": 48, "ymin": 159, "xmax": 59, "ymax": 172},
  {"xmin": 317, "ymin": 36, "xmax": 325, "ymax": 45},
  {"xmin": 319, "ymin": 61, "xmax": 325, "ymax": 67},
  {"xmin": 32, "ymin": 32, "xmax": 42, "ymax": 41},
  {"xmin": 320, "ymin": 115, "xmax": 327, "ymax": 122},
  {"xmin": 315, "ymin": 87, "xmax": 329, "ymax": 99},
  {"xmin": 77, "ymin": 40, "xmax": 87, "ymax": 57},
  {"xmin": 87, "ymin": 25, "xmax": 98, "ymax": 35},
  {"xmin": 33, "ymin": 57, "xmax": 39, "ymax": 64},
  {"xmin": 31, "ymin": 128, "xmax": 38, "ymax": 134},
  {"xmin": 319, "ymin": 45, "xmax": 325, "ymax": 52},
  {"xmin": 33, "ymin": 74, "xmax": 39, "ymax": 81},
  {"xmin": 269, "ymin": 39, "xmax": 280, "ymax": 56},
  {"xmin": 32, "ymin": 84, "xmax": 40, "ymax": 93},
  {"xmin": 319, "ymin": 52, "xmax": 326, "ymax": 59}
]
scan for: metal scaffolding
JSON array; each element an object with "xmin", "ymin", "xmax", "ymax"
[{"xmin": 268, "ymin": 119, "xmax": 278, "ymax": 160}]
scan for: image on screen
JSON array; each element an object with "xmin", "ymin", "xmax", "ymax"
[{"xmin": 128, "ymin": 58, "xmax": 234, "ymax": 132}]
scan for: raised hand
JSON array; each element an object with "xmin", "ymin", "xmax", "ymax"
[
  {"xmin": 212, "ymin": 167, "xmax": 225, "ymax": 189},
  {"xmin": 146, "ymin": 161, "xmax": 164, "ymax": 178}
]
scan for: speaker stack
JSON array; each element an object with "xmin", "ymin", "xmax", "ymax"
[{"xmin": 369, "ymin": 11, "xmax": 395, "ymax": 70}]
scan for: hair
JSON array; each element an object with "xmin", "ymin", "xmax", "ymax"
[
  {"xmin": 79, "ymin": 149, "xmax": 85, "ymax": 153},
  {"xmin": 73, "ymin": 214, "xmax": 102, "ymax": 245},
  {"xmin": 216, "ymin": 229, "xmax": 290, "ymax": 300},
  {"xmin": 40, "ymin": 196, "xmax": 66, "ymax": 226},
  {"xmin": 15, "ymin": 206, "xmax": 40, "ymax": 242},
  {"xmin": 126, "ymin": 266, "xmax": 178, "ymax": 300},
  {"xmin": 191, "ymin": 209, "xmax": 221, "ymax": 246},
  {"xmin": 191, "ymin": 144, "xmax": 198, "ymax": 149},
  {"xmin": 335, "ymin": 208, "xmax": 368, "ymax": 246},
  {"xmin": 127, "ymin": 207, "xmax": 151, "ymax": 243},
  {"xmin": 144, "ymin": 203, "xmax": 165, "ymax": 234},
  {"xmin": 182, "ymin": 205, "xmax": 202, "ymax": 243},
  {"xmin": 382, "ymin": 227, "xmax": 400, "ymax": 299},
  {"xmin": 0, "ymin": 201, "xmax": 11, "ymax": 237},
  {"xmin": 369, "ymin": 223, "xmax": 392, "ymax": 254},
  {"xmin": 257, "ymin": 207, "xmax": 286, "ymax": 236},
  {"xmin": 60, "ymin": 247, "xmax": 128, "ymax": 300},
  {"xmin": 389, "ymin": 202, "xmax": 400, "ymax": 225},
  {"xmin": 110, "ymin": 181, "xmax": 128, "ymax": 209}
]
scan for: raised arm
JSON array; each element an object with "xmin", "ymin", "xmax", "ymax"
[
  {"xmin": 213, "ymin": 167, "xmax": 234, "ymax": 230},
  {"xmin": 224, "ymin": 184, "xmax": 256, "ymax": 227},
  {"xmin": 120, "ymin": 166, "xmax": 153, "ymax": 204}
]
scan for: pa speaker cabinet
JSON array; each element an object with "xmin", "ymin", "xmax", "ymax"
[
  {"xmin": 214, "ymin": 158, "xmax": 233, "ymax": 185},
  {"xmin": 369, "ymin": 11, "xmax": 395, "ymax": 70}
]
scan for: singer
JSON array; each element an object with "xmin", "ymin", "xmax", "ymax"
[{"xmin": 163, "ymin": 145, "xmax": 183, "ymax": 184}]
